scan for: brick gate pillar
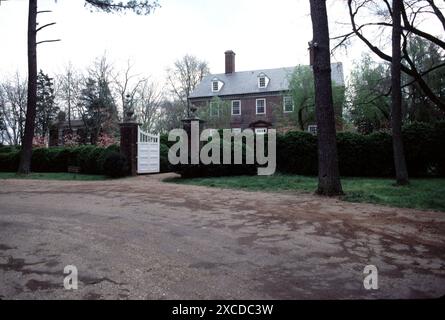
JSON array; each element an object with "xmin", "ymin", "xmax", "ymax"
[
  {"xmin": 119, "ymin": 122, "xmax": 138, "ymax": 176},
  {"xmin": 119, "ymin": 96, "xmax": 139, "ymax": 176},
  {"xmin": 181, "ymin": 106, "xmax": 205, "ymax": 164}
]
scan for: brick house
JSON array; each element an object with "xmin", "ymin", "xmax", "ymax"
[{"xmin": 189, "ymin": 50, "xmax": 344, "ymax": 133}]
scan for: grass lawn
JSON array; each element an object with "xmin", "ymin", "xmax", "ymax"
[
  {"xmin": 0, "ymin": 172, "xmax": 107, "ymax": 181},
  {"xmin": 167, "ymin": 175, "xmax": 445, "ymax": 212}
]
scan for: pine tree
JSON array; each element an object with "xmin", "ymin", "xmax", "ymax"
[{"xmin": 35, "ymin": 70, "xmax": 58, "ymax": 138}]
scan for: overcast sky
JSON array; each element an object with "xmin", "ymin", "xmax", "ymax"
[{"xmin": 0, "ymin": 0, "xmax": 397, "ymax": 84}]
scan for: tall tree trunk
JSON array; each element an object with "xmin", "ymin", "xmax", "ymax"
[
  {"xmin": 298, "ymin": 107, "xmax": 304, "ymax": 131},
  {"xmin": 309, "ymin": 0, "xmax": 343, "ymax": 196},
  {"xmin": 17, "ymin": 0, "xmax": 38, "ymax": 174},
  {"xmin": 391, "ymin": 0, "xmax": 409, "ymax": 185},
  {"xmin": 68, "ymin": 86, "xmax": 72, "ymax": 131}
]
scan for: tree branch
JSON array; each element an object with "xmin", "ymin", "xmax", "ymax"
[
  {"xmin": 426, "ymin": 0, "xmax": 445, "ymax": 31},
  {"xmin": 36, "ymin": 39, "xmax": 61, "ymax": 45},
  {"xmin": 36, "ymin": 22, "xmax": 56, "ymax": 33},
  {"xmin": 347, "ymin": 0, "xmax": 445, "ymax": 112}
]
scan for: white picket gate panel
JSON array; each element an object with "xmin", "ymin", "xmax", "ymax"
[{"xmin": 137, "ymin": 127, "xmax": 160, "ymax": 174}]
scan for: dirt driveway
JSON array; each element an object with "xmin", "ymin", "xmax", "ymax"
[{"xmin": 0, "ymin": 173, "xmax": 444, "ymax": 299}]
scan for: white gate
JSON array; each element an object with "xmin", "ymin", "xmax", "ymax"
[{"xmin": 137, "ymin": 127, "xmax": 160, "ymax": 174}]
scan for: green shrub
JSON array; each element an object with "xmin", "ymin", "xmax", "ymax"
[
  {"xmin": 52, "ymin": 147, "xmax": 75, "ymax": 172},
  {"xmin": 362, "ymin": 132, "xmax": 394, "ymax": 177},
  {"xmin": 102, "ymin": 152, "xmax": 128, "ymax": 178},
  {"xmin": 432, "ymin": 121, "xmax": 445, "ymax": 176},
  {"xmin": 0, "ymin": 145, "xmax": 19, "ymax": 153},
  {"xmin": 0, "ymin": 145, "xmax": 122, "ymax": 175},
  {"xmin": 97, "ymin": 145, "xmax": 120, "ymax": 174},
  {"xmin": 1, "ymin": 124, "xmax": 443, "ymax": 178},
  {"xmin": 0, "ymin": 150, "xmax": 20, "ymax": 171},
  {"xmin": 160, "ymin": 133, "xmax": 175, "ymax": 148},
  {"xmin": 170, "ymin": 132, "xmax": 257, "ymax": 178},
  {"xmin": 76, "ymin": 145, "xmax": 96, "ymax": 174},
  {"xmin": 160, "ymin": 143, "xmax": 170, "ymax": 173},
  {"xmin": 106, "ymin": 144, "xmax": 120, "ymax": 153},
  {"xmin": 402, "ymin": 122, "xmax": 435, "ymax": 176},
  {"xmin": 336, "ymin": 132, "xmax": 368, "ymax": 176},
  {"xmin": 277, "ymin": 131, "xmax": 317, "ymax": 175}
]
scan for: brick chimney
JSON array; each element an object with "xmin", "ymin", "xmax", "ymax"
[{"xmin": 225, "ymin": 50, "xmax": 235, "ymax": 74}]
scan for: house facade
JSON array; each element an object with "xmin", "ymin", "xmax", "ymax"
[{"xmin": 189, "ymin": 50, "xmax": 344, "ymax": 133}]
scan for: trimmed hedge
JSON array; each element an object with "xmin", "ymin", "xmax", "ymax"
[
  {"xmin": 0, "ymin": 144, "xmax": 121, "ymax": 176},
  {"xmin": 1, "ymin": 122, "xmax": 443, "ymax": 178},
  {"xmin": 277, "ymin": 131, "xmax": 318, "ymax": 175},
  {"xmin": 0, "ymin": 150, "xmax": 20, "ymax": 172},
  {"xmin": 160, "ymin": 143, "xmax": 171, "ymax": 173},
  {"xmin": 170, "ymin": 130, "xmax": 258, "ymax": 178},
  {"xmin": 103, "ymin": 152, "xmax": 128, "ymax": 178},
  {"xmin": 172, "ymin": 122, "xmax": 445, "ymax": 178},
  {"xmin": 278, "ymin": 122, "xmax": 444, "ymax": 177}
]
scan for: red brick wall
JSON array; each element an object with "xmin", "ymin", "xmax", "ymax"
[{"xmin": 190, "ymin": 94, "xmax": 295, "ymax": 130}]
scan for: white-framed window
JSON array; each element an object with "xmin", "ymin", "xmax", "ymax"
[
  {"xmin": 232, "ymin": 128, "xmax": 242, "ymax": 134},
  {"xmin": 283, "ymin": 96, "xmax": 294, "ymax": 113},
  {"xmin": 256, "ymin": 98, "xmax": 266, "ymax": 114},
  {"xmin": 210, "ymin": 101, "xmax": 219, "ymax": 117},
  {"xmin": 259, "ymin": 77, "xmax": 266, "ymax": 88},
  {"xmin": 231, "ymin": 100, "xmax": 241, "ymax": 115},
  {"xmin": 255, "ymin": 128, "xmax": 267, "ymax": 135},
  {"xmin": 212, "ymin": 81, "xmax": 219, "ymax": 92},
  {"xmin": 211, "ymin": 78, "xmax": 223, "ymax": 92},
  {"xmin": 308, "ymin": 125, "xmax": 317, "ymax": 135},
  {"xmin": 257, "ymin": 73, "xmax": 269, "ymax": 89}
]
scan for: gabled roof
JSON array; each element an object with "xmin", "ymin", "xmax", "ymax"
[{"xmin": 189, "ymin": 62, "xmax": 344, "ymax": 99}]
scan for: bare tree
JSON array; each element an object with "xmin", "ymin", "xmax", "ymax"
[
  {"xmin": 309, "ymin": 0, "xmax": 343, "ymax": 196},
  {"xmin": 55, "ymin": 63, "xmax": 83, "ymax": 129},
  {"xmin": 166, "ymin": 55, "xmax": 210, "ymax": 117},
  {"xmin": 0, "ymin": 74, "xmax": 28, "ymax": 145},
  {"xmin": 17, "ymin": 0, "xmax": 158, "ymax": 174},
  {"xmin": 156, "ymin": 100, "xmax": 187, "ymax": 133},
  {"xmin": 334, "ymin": 0, "xmax": 445, "ymax": 111},
  {"xmin": 134, "ymin": 79, "xmax": 163, "ymax": 131},
  {"xmin": 112, "ymin": 59, "xmax": 146, "ymax": 117},
  {"xmin": 391, "ymin": 0, "xmax": 409, "ymax": 185}
]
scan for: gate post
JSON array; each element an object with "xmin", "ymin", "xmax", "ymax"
[
  {"xmin": 119, "ymin": 96, "xmax": 138, "ymax": 176},
  {"xmin": 119, "ymin": 122, "xmax": 138, "ymax": 176},
  {"xmin": 181, "ymin": 106, "xmax": 205, "ymax": 163}
]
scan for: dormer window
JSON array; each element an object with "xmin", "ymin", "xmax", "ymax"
[
  {"xmin": 257, "ymin": 73, "xmax": 269, "ymax": 89},
  {"xmin": 211, "ymin": 78, "xmax": 223, "ymax": 92},
  {"xmin": 259, "ymin": 77, "xmax": 266, "ymax": 88}
]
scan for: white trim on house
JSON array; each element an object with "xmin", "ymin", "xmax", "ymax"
[
  {"xmin": 283, "ymin": 96, "xmax": 294, "ymax": 113},
  {"xmin": 256, "ymin": 98, "xmax": 266, "ymax": 114},
  {"xmin": 255, "ymin": 128, "xmax": 267, "ymax": 135},
  {"xmin": 258, "ymin": 77, "xmax": 266, "ymax": 88},
  {"xmin": 211, "ymin": 78, "xmax": 223, "ymax": 92},
  {"xmin": 231, "ymin": 100, "xmax": 241, "ymax": 115},
  {"xmin": 257, "ymin": 73, "xmax": 270, "ymax": 89},
  {"xmin": 308, "ymin": 124, "xmax": 317, "ymax": 135}
]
